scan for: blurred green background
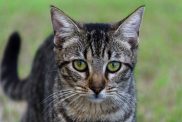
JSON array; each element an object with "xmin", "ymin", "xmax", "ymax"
[{"xmin": 0, "ymin": 0, "xmax": 182, "ymax": 122}]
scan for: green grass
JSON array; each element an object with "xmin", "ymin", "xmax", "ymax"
[{"xmin": 0, "ymin": 0, "xmax": 182, "ymax": 121}]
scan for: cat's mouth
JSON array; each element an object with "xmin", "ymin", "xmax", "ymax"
[{"xmin": 87, "ymin": 91, "xmax": 106, "ymax": 103}]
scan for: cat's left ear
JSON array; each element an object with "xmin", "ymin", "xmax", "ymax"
[
  {"xmin": 113, "ymin": 6, "xmax": 145, "ymax": 49},
  {"xmin": 50, "ymin": 5, "xmax": 82, "ymax": 47}
]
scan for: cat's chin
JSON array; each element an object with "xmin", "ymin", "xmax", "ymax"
[{"xmin": 88, "ymin": 98, "xmax": 104, "ymax": 103}]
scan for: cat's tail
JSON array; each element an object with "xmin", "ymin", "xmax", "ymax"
[{"xmin": 0, "ymin": 32, "xmax": 28, "ymax": 100}]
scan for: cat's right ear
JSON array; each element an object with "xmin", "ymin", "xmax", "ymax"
[
  {"xmin": 50, "ymin": 5, "xmax": 82, "ymax": 47},
  {"xmin": 112, "ymin": 6, "xmax": 145, "ymax": 49}
]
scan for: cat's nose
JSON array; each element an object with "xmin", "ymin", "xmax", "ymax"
[
  {"xmin": 89, "ymin": 85, "xmax": 105, "ymax": 96},
  {"xmin": 89, "ymin": 73, "xmax": 105, "ymax": 95}
]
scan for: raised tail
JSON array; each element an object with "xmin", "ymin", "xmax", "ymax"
[{"xmin": 0, "ymin": 32, "xmax": 28, "ymax": 100}]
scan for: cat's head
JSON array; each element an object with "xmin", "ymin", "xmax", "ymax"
[{"xmin": 50, "ymin": 6, "xmax": 144, "ymax": 103}]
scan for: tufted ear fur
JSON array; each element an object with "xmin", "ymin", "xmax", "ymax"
[
  {"xmin": 50, "ymin": 5, "xmax": 82, "ymax": 47},
  {"xmin": 113, "ymin": 6, "xmax": 145, "ymax": 49}
]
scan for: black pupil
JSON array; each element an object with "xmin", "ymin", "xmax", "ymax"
[
  {"xmin": 78, "ymin": 61, "xmax": 82, "ymax": 66},
  {"xmin": 112, "ymin": 62, "xmax": 115, "ymax": 67}
]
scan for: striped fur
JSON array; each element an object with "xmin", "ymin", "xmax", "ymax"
[
  {"xmin": 0, "ymin": 32, "xmax": 28, "ymax": 100},
  {"xmin": 0, "ymin": 5, "xmax": 144, "ymax": 122}
]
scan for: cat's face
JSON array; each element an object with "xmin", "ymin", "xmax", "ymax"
[{"xmin": 51, "ymin": 6, "xmax": 144, "ymax": 103}]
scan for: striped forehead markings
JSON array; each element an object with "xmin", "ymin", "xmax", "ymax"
[{"xmin": 86, "ymin": 30, "xmax": 108, "ymax": 57}]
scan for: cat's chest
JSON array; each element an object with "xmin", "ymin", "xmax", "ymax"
[{"xmin": 54, "ymin": 100, "xmax": 133, "ymax": 122}]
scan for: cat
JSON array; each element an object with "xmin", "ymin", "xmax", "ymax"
[{"xmin": 0, "ymin": 5, "xmax": 144, "ymax": 122}]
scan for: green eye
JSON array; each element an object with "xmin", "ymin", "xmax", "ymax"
[
  {"xmin": 107, "ymin": 61, "xmax": 121, "ymax": 73},
  {"xmin": 73, "ymin": 60, "xmax": 87, "ymax": 72}
]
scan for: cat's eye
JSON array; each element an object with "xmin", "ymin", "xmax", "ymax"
[
  {"xmin": 73, "ymin": 60, "xmax": 87, "ymax": 72},
  {"xmin": 106, "ymin": 61, "xmax": 121, "ymax": 73}
]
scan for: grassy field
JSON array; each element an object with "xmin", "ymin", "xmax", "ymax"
[{"xmin": 0, "ymin": 0, "xmax": 182, "ymax": 121}]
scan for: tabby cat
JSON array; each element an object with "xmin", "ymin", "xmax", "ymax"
[{"xmin": 0, "ymin": 5, "xmax": 144, "ymax": 122}]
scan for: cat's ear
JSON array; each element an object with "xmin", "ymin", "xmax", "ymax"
[
  {"xmin": 113, "ymin": 6, "xmax": 145, "ymax": 49},
  {"xmin": 50, "ymin": 5, "xmax": 82, "ymax": 46}
]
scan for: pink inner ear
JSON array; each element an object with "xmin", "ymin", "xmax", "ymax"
[
  {"xmin": 128, "ymin": 37, "xmax": 138, "ymax": 49},
  {"xmin": 53, "ymin": 35, "xmax": 63, "ymax": 48},
  {"xmin": 52, "ymin": 18, "xmax": 64, "ymax": 32}
]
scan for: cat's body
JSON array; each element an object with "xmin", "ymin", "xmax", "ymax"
[{"xmin": 0, "ymin": 6, "xmax": 144, "ymax": 122}]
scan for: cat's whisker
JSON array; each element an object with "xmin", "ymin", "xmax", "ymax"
[
  {"xmin": 71, "ymin": 96, "xmax": 84, "ymax": 112},
  {"xmin": 43, "ymin": 92, "xmax": 74, "ymax": 112},
  {"xmin": 42, "ymin": 89, "xmax": 73, "ymax": 99},
  {"xmin": 77, "ymin": 93, "xmax": 87, "ymax": 96},
  {"xmin": 42, "ymin": 90, "xmax": 74, "ymax": 104},
  {"xmin": 112, "ymin": 96, "xmax": 125, "ymax": 107},
  {"xmin": 58, "ymin": 92, "xmax": 77, "ymax": 98},
  {"xmin": 75, "ymin": 89, "xmax": 88, "ymax": 93},
  {"xmin": 58, "ymin": 93, "xmax": 78, "ymax": 103},
  {"xmin": 105, "ymin": 88, "xmax": 118, "ymax": 96},
  {"xmin": 115, "ymin": 93, "xmax": 132, "ymax": 108},
  {"xmin": 116, "ymin": 91, "xmax": 132, "ymax": 98},
  {"xmin": 42, "ymin": 99, "xmax": 57, "ymax": 117},
  {"xmin": 106, "ymin": 93, "xmax": 116, "ymax": 97},
  {"xmin": 42, "ymin": 93, "xmax": 76, "ymax": 117},
  {"xmin": 66, "ymin": 95, "xmax": 81, "ymax": 106},
  {"xmin": 57, "ymin": 91, "xmax": 74, "ymax": 95},
  {"xmin": 106, "ymin": 90, "xmax": 117, "ymax": 93},
  {"xmin": 53, "ymin": 93, "xmax": 79, "ymax": 113},
  {"xmin": 59, "ymin": 89, "xmax": 74, "ymax": 92},
  {"xmin": 42, "ymin": 92, "xmax": 61, "ymax": 104},
  {"xmin": 43, "ymin": 92, "xmax": 78, "ymax": 117},
  {"xmin": 111, "ymin": 95, "xmax": 122, "ymax": 104}
]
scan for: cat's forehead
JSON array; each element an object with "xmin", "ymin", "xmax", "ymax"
[
  {"xmin": 83, "ymin": 23, "xmax": 111, "ymax": 57},
  {"xmin": 84, "ymin": 23, "xmax": 111, "ymax": 32},
  {"xmin": 83, "ymin": 23, "xmax": 131, "ymax": 57},
  {"xmin": 59, "ymin": 23, "xmax": 132, "ymax": 63}
]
